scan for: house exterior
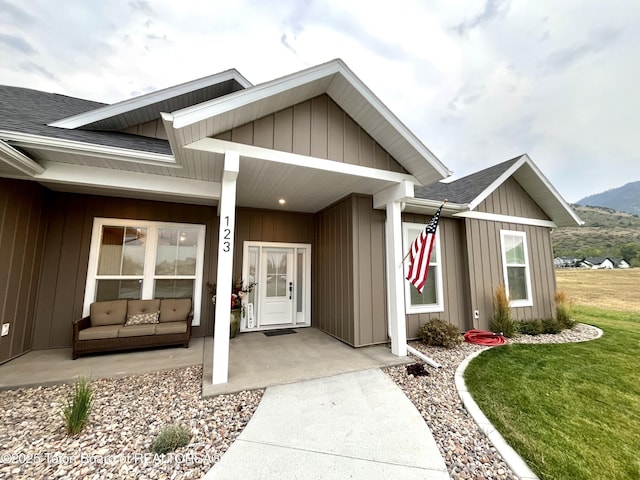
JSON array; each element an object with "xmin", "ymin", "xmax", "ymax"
[
  {"xmin": 612, "ymin": 258, "xmax": 630, "ymax": 269},
  {"xmin": 583, "ymin": 257, "xmax": 615, "ymax": 269},
  {"xmin": 0, "ymin": 59, "xmax": 582, "ymax": 383}
]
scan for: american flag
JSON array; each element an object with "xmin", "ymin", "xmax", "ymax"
[{"xmin": 406, "ymin": 204, "xmax": 444, "ymax": 294}]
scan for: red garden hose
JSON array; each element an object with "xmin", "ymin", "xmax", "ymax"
[{"xmin": 464, "ymin": 329, "xmax": 506, "ymax": 345}]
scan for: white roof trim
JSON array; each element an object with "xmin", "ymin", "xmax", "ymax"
[
  {"xmin": 0, "ymin": 130, "xmax": 179, "ymax": 168},
  {"xmin": 36, "ymin": 162, "xmax": 220, "ymax": 202},
  {"xmin": 453, "ymin": 210, "xmax": 558, "ymax": 228},
  {"xmin": 169, "ymin": 59, "xmax": 451, "ymax": 184},
  {"xmin": 0, "ymin": 139, "xmax": 45, "ymax": 176},
  {"xmin": 185, "ymin": 136, "xmax": 418, "ymax": 184},
  {"xmin": 48, "ymin": 69, "xmax": 253, "ymax": 129},
  {"xmin": 468, "ymin": 154, "xmax": 583, "ymax": 226}
]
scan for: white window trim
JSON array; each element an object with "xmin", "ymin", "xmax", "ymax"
[
  {"xmin": 500, "ymin": 230, "xmax": 533, "ymax": 308},
  {"xmin": 402, "ymin": 222, "xmax": 444, "ymax": 314},
  {"xmin": 83, "ymin": 218, "xmax": 206, "ymax": 325}
]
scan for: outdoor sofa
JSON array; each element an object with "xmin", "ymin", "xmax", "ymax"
[{"xmin": 72, "ymin": 298, "xmax": 193, "ymax": 359}]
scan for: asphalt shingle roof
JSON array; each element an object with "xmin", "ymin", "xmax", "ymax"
[
  {"xmin": 414, "ymin": 156, "xmax": 523, "ymax": 203},
  {"xmin": 0, "ymin": 86, "xmax": 172, "ymax": 155}
]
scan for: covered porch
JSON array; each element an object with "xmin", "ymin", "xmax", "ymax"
[{"xmin": 0, "ymin": 328, "xmax": 411, "ymax": 394}]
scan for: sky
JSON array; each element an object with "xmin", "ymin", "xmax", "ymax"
[{"xmin": 1, "ymin": 0, "xmax": 638, "ymax": 203}]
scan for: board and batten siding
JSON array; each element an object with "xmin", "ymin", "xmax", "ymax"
[
  {"xmin": 216, "ymin": 94, "xmax": 407, "ymax": 174},
  {"xmin": 401, "ymin": 214, "xmax": 471, "ymax": 337},
  {"xmin": 32, "ymin": 192, "xmax": 219, "ymax": 349},
  {"xmin": 476, "ymin": 177, "xmax": 551, "ymax": 220},
  {"xmin": 0, "ymin": 179, "xmax": 48, "ymax": 363},
  {"xmin": 465, "ymin": 218, "xmax": 556, "ymax": 328},
  {"xmin": 232, "ymin": 207, "xmax": 315, "ymax": 276},
  {"xmin": 314, "ymin": 194, "xmax": 387, "ymax": 347}
]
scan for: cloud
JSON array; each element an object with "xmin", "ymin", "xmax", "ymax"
[
  {"xmin": 543, "ymin": 27, "xmax": 622, "ymax": 72},
  {"xmin": 129, "ymin": 0, "xmax": 155, "ymax": 16},
  {"xmin": 19, "ymin": 60, "xmax": 57, "ymax": 80},
  {"xmin": 453, "ymin": 0, "xmax": 511, "ymax": 35},
  {"xmin": 0, "ymin": 0, "xmax": 35, "ymax": 23},
  {"xmin": 0, "ymin": 33, "xmax": 36, "ymax": 54},
  {"xmin": 280, "ymin": 33, "xmax": 297, "ymax": 55}
]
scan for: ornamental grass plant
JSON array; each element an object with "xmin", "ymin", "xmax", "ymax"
[
  {"xmin": 490, "ymin": 284, "xmax": 516, "ymax": 337},
  {"xmin": 151, "ymin": 423, "xmax": 192, "ymax": 454},
  {"xmin": 61, "ymin": 376, "xmax": 94, "ymax": 436}
]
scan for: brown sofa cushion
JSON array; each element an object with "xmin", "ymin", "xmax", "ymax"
[
  {"xmin": 155, "ymin": 322, "xmax": 188, "ymax": 335},
  {"xmin": 126, "ymin": 299, "xmax": 161, "ymax": 323},
  {"xmin": 118, "ymin": 324, "xmax": 156, "ymax": 337},
  {"xmin": 159, "ymin": 298, "xmax": 192, "ymax": 323},
  {"xmin": 78, "ymin": 325, "xmax": 121, "ymax": 340},
  {"xmin": 90, "ymin": 300, "xmax": 127, "ymax": 327},
  {"xmin": 125, "ymin": 311, "xmax": 159, "ymax": 326}
]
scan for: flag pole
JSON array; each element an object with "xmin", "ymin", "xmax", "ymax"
[{"xmin": 401, "ymin": 199, "xmax": 448, "ymax": 264}]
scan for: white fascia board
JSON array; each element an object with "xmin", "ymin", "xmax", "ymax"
[
  {"xmin": 329, "ymin": 61, "xmax": 452, "ymax": 180},
  {"xmin": 453, "ymin": 210, "xmax": 558, "ymax": 228},
  {"xmin": 170, "ymin": 61, "xmax": 341, "ymax": 129},
  {"xmin": 0, "ymin": 139, "xmax": 45, "ymax": 176},
  {"xmin": 404, "ymin": 198, "xmax": 468, "ymax": 215},
  {"xmin": 185, "ymin": 137, "xmax": 418, "ymax": 184},
  {"xmin": 468, "ymin": 155, "xmax": 527, "ymax": 210},
  {"xmin": 49, "ymin": 70, "xmax": 253, "ymax": 129},
  {"xmin": 0, "ymin": 130, "xmax": 178, "ymax": 168},
  {"xmin": 35, "ymin": 162, "xmax": 220, "ymax": 200},
  {"xmin": 372, "ymin": 181, "xmax": 414, "ymax": 209}
]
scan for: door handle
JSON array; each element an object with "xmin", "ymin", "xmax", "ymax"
[{"xmin": 289, "ymin": 282, "xmax": 293, "ymax": 300}]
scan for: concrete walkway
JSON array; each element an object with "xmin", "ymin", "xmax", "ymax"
[{"xmin": 205, "ymin": 368, "xmax": 450, "ymax": 479}]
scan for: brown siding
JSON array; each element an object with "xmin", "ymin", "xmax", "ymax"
[
  {"xmin": 32, "ymin": 193, "xmax": 219, "ymax": 349},
  {"xmin": 0, "ymin": 179, "xmax": 48, "ymax": 363},
  {"xmin": 465, "ymin": 218, "xmax": 556, "ymax": 329},
  {"xmin": 233, "ymin": 208, "xmax": 315, "ymax": 276},
  {"xmin": 352, "ymin": 195, "xmax": 387, "ymax": 346},
  {"xmin": 216, "ymin": 95, "xmax": 408, "ymax": 174},
  {"xmin": 402, "ymin": 215, "xmax": 471, "ymax": 337},
  {"xmin": 314, "ymin": 196, "xmax": 355, "ymax": 345},
  {"xmin": 476, "ymin": 177, "xmax": 550, "ymax": 220}
]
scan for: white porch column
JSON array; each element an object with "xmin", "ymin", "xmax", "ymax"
[
  {"xmin": 373, "ymin": 181, "xmax": 414, "ymax": 357},
  {"xmin": 212, "ymin": 151, "xmax": 239, "ymax": 385}
]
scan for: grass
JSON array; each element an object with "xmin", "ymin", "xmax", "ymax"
[
  {"xmin": 61, "ymin": 376, "xmax": 94, "ymax": 436},
  {"xmin": 464, "ymin": 306, "xmax": 639, "ymax": 479},
  {"xmin": 556, "ymin": 268, "xmax": 640, "ymax": 313}
]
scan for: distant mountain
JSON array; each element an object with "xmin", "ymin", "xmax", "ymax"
[
  {"xmin": 551, "ymin": 204, "xmax": 640, "ymax": 265},
  {"xmin": 577, "ymin": 181, "xmax": 640, "ymax": 215}
]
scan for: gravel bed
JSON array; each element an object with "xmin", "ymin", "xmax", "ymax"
[
  {"xmin": 0, "ymin": 366, "xmax": 262, "ymax": 480},
  {"xmin": 0, "ymin": 324, "xmax": 601, "ymax": 480},
  {"xmin": 385, "ymin": 323, "xmax": 602, "ymax": 480}
]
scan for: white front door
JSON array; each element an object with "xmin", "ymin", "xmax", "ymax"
[
  {"xmin": 260, "ymin": 247, "xmax": 294, "ymax": 325},
  {"xmin": 241, "ymin": 242, "xmax": 311, "ymax": 331}
]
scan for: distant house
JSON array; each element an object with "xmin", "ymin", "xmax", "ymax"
[
  {"xmin": 554, "ymin": 256, "xmax": 582, "ymax": 268},
  {"xmin": 583, "ymin": 257, "xmax": 615, "ymax": 269},
  {"xmin": 612, "ymin": 258, "xmax": 631, "ymax": 269},
  {"xmin": 0, "ymin": 59, "xmax": 583, "ymax": 384}
]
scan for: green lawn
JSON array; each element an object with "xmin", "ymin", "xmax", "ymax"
[{"xmin": 464, "ymin": 306, "xmax": 640, "ymax": 480}]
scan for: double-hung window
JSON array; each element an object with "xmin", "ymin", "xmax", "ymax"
[
  {"xmin": 83, "ymin": 218, "xmax": 206, "ymax": 324},
  {"xmin": 500, "ymin": 230, "xmax": 532, "ymax": 307},
  {"xmin": 402, "ymin": 222, "xmax": 444, "ymax": 313}
]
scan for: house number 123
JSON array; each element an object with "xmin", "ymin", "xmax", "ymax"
[{"xmin": 222, "ymin": 216, "xmax": 232, "ymax": 252}]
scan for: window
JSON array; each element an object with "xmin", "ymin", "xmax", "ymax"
[
  {"xmin": 500, "ymin": 230, "xmax": 532, "ymax": 307},
  {"xmin": 402, "ymin": 222, "xmax": 444, "ymax": 313},
  {"xmin": 83, "ymin": 218, "xmax": 206, "ymax": 325}
]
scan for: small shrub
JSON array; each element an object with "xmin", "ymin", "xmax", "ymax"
[
  {"xmin": 518, "ymin": 319, "xmax": 544, "ymax": 335},
  {"xmin": 62, "ymin": 376, "xmax": 94, "ymax": 436},
  {"xmin": 542, "ymin": 318, "xmax": 562, "ymax": 334},
  {"xmin": 490, "ymin": 284, "xmax": 516, "ymax": 338},
  {"xmin": 152, "ymin": 424, "xmax": 192, "ymax": 454},
  {"xmin": 555, "ymin": 290, "xmax": 576, "ymax": 329},
  {"xmin": 418, "ymin": 319, "xmax": 462, "ymax": 348}
]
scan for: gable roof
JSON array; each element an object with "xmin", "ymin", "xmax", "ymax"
[
  {"xmin": 412, "ymin": 154, "xmax": 583, "ymax": 227},
  {"xmin": 0, "ymin": 85, "xmax": 172, "ymax": 155},
  {"xmin": 49, "ymin": 70, "xmax": 251, "ymax": 131},
  {"xmin": 165, "ymin": 59, "xmax": 451, "ymax": 186}
]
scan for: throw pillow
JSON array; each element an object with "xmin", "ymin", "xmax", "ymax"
[{"xmin": 125, "ymin": 311, "xmax": 160, "ymax": 326}]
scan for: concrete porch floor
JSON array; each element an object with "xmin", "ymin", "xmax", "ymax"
[
  {"xmin": 202, "ymin": 327, "xmax": 412, "ymax": 396},
  {"xmin": 0, "ymin": 328, "xmax": 412, "ymax": 395}
]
